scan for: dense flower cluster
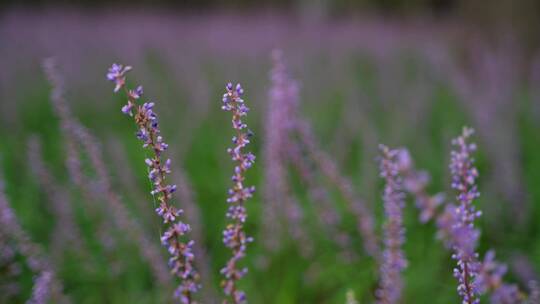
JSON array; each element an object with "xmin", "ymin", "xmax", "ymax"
[
  {"xmin": 447, "ymin": 127, "xmax": 482, "ymax": 304},
  {"xmin": 220, "ymin": 82, "xmax": 255, "ymax": 304},
  {"xmin": 107, "ymin": 63, "xmax": 199, "ymax": 303},
  {"xmin": 376, "ymin": 145, "xmax": 407, "ymax": 304}
]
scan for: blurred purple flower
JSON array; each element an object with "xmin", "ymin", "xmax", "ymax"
[
  {"xmin": 27, "ymin": 271, "xmax": 53, "ymax": 304},
  {"xmin": 375, "ymin": 145, "xmax": 408, "ymax": 304},
  {"xmin": 398, "ymin": 146, "xmax": 527, "ymax": 302},
  {"xmin": 396, "ymin": 149, "xmax": 444, "ymax": 223},
  {"xmin": 490, "ymin": 284, "xmax": 522, "ymax": 304},
  {"xmin": 261, "ymin": 50, "xmax": 313, "ymax": 255},
  {"xmin": 448, "ymin": 127, "xmax": 482, "ymax": 304}
]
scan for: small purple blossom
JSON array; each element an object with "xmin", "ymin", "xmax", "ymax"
[
  {"xmin": 106, "ymin": 63, "xmax": 132, "ymax": 92},
  {"xmin": 221, "ymin": 82, "xmax": 255, "ymax": 304},
  {"xmin": 376, "ymin": 145, "xmax": 408, "ymax": 304},
  {"xmin": 129, "ymin": 85, "xmax": 143, "ymax": 99}
]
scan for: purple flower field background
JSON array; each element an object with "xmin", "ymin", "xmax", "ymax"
[{"xmin": 1, "ymin": 5, "xmax": 540, "ymax": 304}]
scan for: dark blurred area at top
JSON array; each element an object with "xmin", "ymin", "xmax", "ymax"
[{"xmin": 2, "ymin": 0, "xmax": 540, "ymax": 48}]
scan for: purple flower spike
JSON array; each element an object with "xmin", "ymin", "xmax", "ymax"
[
  {"xmin": 396, "ymin": 145, "xmax": 526, "ymax": 301},
  {"xmin": 448, "ymin": 127, "xmax": 482, "ymax": 304},
  {"xmin": 107, "ymin": 64, "xmax": 200, "ymax": 303},
  {"xmin": 220, "ymin": 83, "xmax": 255, "ymax": 304},
  {"xmin": 376, "ymin": 145, "xmax": 408, "ymax": 304}
]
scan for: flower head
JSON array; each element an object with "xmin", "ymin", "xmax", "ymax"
[{"xmin": 107, "ymin": 63, "xmax": 132, "ymax": 92}]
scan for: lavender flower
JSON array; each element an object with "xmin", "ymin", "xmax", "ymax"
[
  {"xmin": 106, "ymin": 63, "xmax": 132, "ymax": 92},
  {"xmin": 448, "ymin": 127, "xmax": 482, "ymax": 304},
  {"xmin": 262, "ymin": 50, "xmax": 313, "ymax": 256},
  {"xmin": 220, "ymin": 82, "xmax": 255, "ymax": 304},
  {"xmin": 397, "ymin": 147, "xmax": 527, "ymax": 301},
  {"xmin": 375, "ymin": 145, "xmax": 407, "ymax": 304},
  {"xmin": 27, "ymin": 271, "xmax": 53, "ymax": 304},
  {"xmin": 107, "ymin": 63, "xmax": 199, "ymax": 303}
]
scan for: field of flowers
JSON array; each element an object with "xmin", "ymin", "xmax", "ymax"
[{"xmin": 1, "ymin": 8, "xmax": 540, "ymax": 304}]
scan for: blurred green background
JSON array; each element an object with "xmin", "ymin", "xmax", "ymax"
[{"xmin": 0, "ymin": 1, "xmax": 539, "ymax": 303}]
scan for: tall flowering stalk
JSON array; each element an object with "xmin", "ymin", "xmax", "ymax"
[
  {"xmin": 107, "ymin": 63, "xmax": 199, "ymax": 302},
  {"xmin": 397, "ymin": 146, "xmax": 526, "ymax": 302},
  {"xmin": 220, "ymin": 82, "xmax": 255, "ymax": 304},
  {"xmin": 447, "ymin": 127, "xmax": 482, "ymax": 304},
  {"xmin": 376, "ymin": 145, "xmax": 407, "ymax": 304}
]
